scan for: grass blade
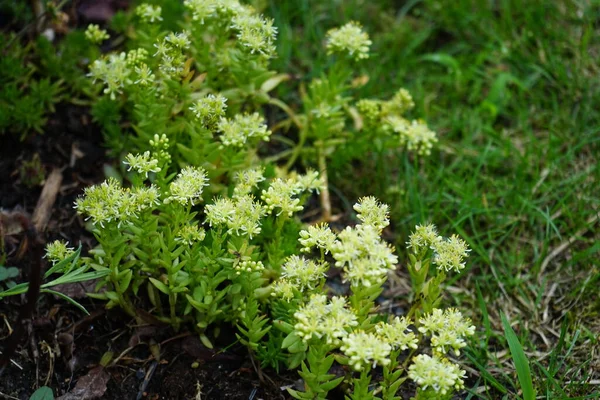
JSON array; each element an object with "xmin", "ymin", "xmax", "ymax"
[{"xmin": 501, "ymin": 313, "xmax": 535, "ymax": 400}]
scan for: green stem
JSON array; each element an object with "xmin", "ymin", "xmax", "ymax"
[
  {"xmin": 284, "ymin": 126, "xmax": 309, "ymax": 171},
  {"xmin": 114, "ymin": 280, "xmax": 137, "ymax": 318}
]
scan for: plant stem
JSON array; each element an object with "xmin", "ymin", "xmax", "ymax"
[
  {"xmin": 284, "ymin": 126, "xmax": 308, "ymax": 171},
  {"xmin": 316, "ymin": 142, "xmax": 332, "ymax": 221}
]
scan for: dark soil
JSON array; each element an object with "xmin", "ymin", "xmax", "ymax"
[{"xmin": 0, "ymin": 104, "xmax": 297, "ymax": 399}]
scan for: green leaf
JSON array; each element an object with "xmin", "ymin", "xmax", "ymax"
[
  {"xmin": 0, "ymin": 266, "xmax": 19, "ymax": 281},
  {"xmin": 501, "ymin": 313, "xmax": 536, "ymax": 400},
  {"xmin": 29, "ymin": 386, "xmax": 54, "ymax": 400},
  {"xmin": 287, "ymin": 338, "xmax": 307, "ymax": 354},
  {"xmin": 260, "ymin": 73, "xmax": 290, "ymax": 93},
  {"xmin": 119, "ymin": 270, "xmax": 133, "ymax": 292},
  {"xmin": 149, "ymin": 277, "xmax": 170, "ymax": 295},
  {"xmin": 40, "ymin": 289, "xmax": 90, "ymax": 315},
  {"xmin": 281, "ymin": 332, "xmax": 300, "ymax": 349},
  {"xmin": 420, "ymin": 53, "xmax": 461, "ymax": 75},
  {"xmin": 320, "ymin": 376, "xmax": 344, "ymax": 392}
]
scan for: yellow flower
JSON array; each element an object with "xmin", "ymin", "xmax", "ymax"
[
  {"xmin": 341, "ymin": 331, "xmax": 391, "ymax": 371},
  {"xmin": 326, "ymin": 21, "xmax": 371, "ymax": 61}
]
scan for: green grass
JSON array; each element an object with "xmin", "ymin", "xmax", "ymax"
[{"xmin": 266, "ymin": 0, "xmax": 600, "ymax": 397}]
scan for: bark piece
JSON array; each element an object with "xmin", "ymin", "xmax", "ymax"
[{"xmin": 32, "ymin": 168, "xmax": 63, "ymax": 232}]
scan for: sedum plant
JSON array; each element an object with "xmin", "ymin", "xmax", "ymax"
[
  {"xmin": 71, "ymin": 137, "xmax": 475, "ymax": 398},
  {"xmin": 74, "ymin": 138, "xmax": 322, "ymax": 346},
  {"xmin": 270, "ymin": 199, "xmax": 474, "ymax": 399},
  {"xmin": 272, "ymin": 21, "xmax": 438, "ymax": 220},
  {"xmin": 73, "ymin": 3, "xmax": 473, "ymax": 398},
  {"xmin": 86, "ymin": 5, "xmax": 438, "ymax": 220},
  {"xmin": 88, "ymin": 1, "xmax": 286, "ymax": 181},
  {"xmin": 0, "ymin": 29, "xmax": 97, "ymax": 138}
]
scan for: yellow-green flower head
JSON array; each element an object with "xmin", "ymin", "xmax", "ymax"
[
  {"xmin": 184, "ymin": 0, "xmax": 217, "ymax": 24},
  {"xmin": 126, "ymin": 48, "xmax": 149, "ymax": 67},
  {"xmin": 407, "ymin": 223, "xmax": 440, "ymax": 254},
  {"xmin": 233, "ymin": 167, "xmax": 265, "ymax": 197},
  {"xmin": 385, "ymin": 115, "xmax": 411, "ymax": 135},
  {"xmin": 205, "ymin": 195, "xmax": 265, "ymax": 238},
  {"xmin": 131, "ymin": 186, "xmax": 161, "ymax": 211},
  {"xmin": 375, "ymin": 317, "xmax": 419, "ymax": 350},
  {"xmin": 261, "ymin": 178, "xmax": 303, "ymax": 217},
  {"xmin": 226, "ymin": 195, "xmax": 266, "ymax": 238},
  {"xmin": 189, "ymin": 94, "xmax": 228, "ymax": 129},
  {"xmin": 75, "ymin": 178, "xmax": 158, "ymax": 227},
  {"xmin": 330, "ymin": 224, "xmax": 398, "ymax": 288},
  {"xmin": 231, "ymin": 13, "xmax": 278, "ymax": 57},
  {"xmin": 149, "ymin": 134, "xmax": 171, "ymax": 164},
  {"xmin": 218, "ymin": 113, "xmax": 271, "ymax": 147},
  {"xmin": 290, "ymin": 169, "xmax": 324, "ymax": 194},
  {"xmin": 356, "ymin": 99, "xmax": 382, "ymax": 129},
  {"xmin": 205, "ymin": 197, "xmax": 236, "ymax": 227},
  {"xmin": 123, "ymin": 151, "xmax": 161, "ymax": 178},
  {"xmin": 326, "ymin": 21, "xmax": 372, "ymax": 61},
  {"xmin": 399, "ymin": 120, "xmax": 438, "ymax": 156},
  {"xmin": 431, "ymin": 234, "xmax": 470, "ymax": 273},
  {"xmin": 136, "ymin": 4, "xmax": 162, "ymax": 23},
  {"xmin": 298, "ymin": 222, "xmax": 337, "ymax": 253},
  {"xmin": 215, "ymin": 0, "xmax": 247, "ymax": 17},
  {"xmin": 235, "ymin": 260, "xmax": 265, "ymax": 275},
  {"xmin": 134, "ymin": 64, "xmax": 155, "ymax": 86},
  {"xmin": 408, "ymin": 354, "xmax": 466, "ymax": 395},
  {"xmin": 294, "ymin": 294, "xmax": 357, "ymax": 344},
  {"xmin": 341, "ymin": 331, "xmax": 391, "ymax": 371},
  {"xmin": 418, "ymin": 308, "xmax": 475, "ymax": 356},
  {"xmin": 89, "ymin": 52, "xmax": 131, "ymax": 99},
  {"xmin": 165, "ymin": 31, "xmax": 191, "ymax": 49},
  {"xmin": 319, "ymin": 297, "xmax": 359, "ymax": 345},
  {"xmin": 85, "ymin": 24, "xmax": 109, "ymax": 44},
  {"xmin": 175, "ymin": 224, "xmax": 206, "ymax": 245},
  {"xmin": 45, "ymin": 240, "xmax": 74, "ymax": 264},
  {"xmin": 165, "ymin": 166, "xmax": 209, "ymax": 206},
  {"xmin": 271, "ymin": 279, "xmax": 295, "ymax": 302},
  {"xmin": 154, "ymin": 33, "xmax": 189, "ymax": 78},
  {"xmin": 354, "ymin": 196, "xmax": 390, "ymax": 231},
  {"xmin": 280, "ymin": 255, "xmax": 327, "ymax": 291},
  {"xmin": 382, "ymin": 88, "xmax": 415, "ymax": 116}
]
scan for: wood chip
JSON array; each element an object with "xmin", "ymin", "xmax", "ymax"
[{"xmin": 32, "ymin": 168, "xmax": 62, "ymax": 232}]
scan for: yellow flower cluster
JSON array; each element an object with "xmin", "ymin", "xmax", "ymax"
[
  {"xmin": 330, "ymin": 224, "xmax": 398, "ymax": 288},
  {"xmin": 175, "ymin": 224, "xmax": 206, "ymax": 245},
  {"xmin": 408, "ymin": 354, "xmax": 466, "ymax": 395},
  {"xmin": 375, "ymin": 316, "xmax": 419, "ymax": 351},
  {"xmin": 45, "ymin": 240, "xmax": 75, "ymax": 264},
  {"xmin": 189, "ymin": 94, "xmax": 228, "ymax": 129},
  {"xmin": 407, "ymin": 224, "xmax": 471, "ymax": 273},
  {"xmin": 354, "ymin": 196, "xmax": 390, "ymax": 231},
  {"xmin": 205, "ymin": 195, "xmax": 265, "ymax": 238},
  {"xmin": 279, "ymin": 255, "xmax": 327, "ymax": 292},
  {"xmin": 75, "ymin": 178, "xmax": 160, "ymax": 227},
  {"xmin": 294, "ymin": 295, "xmax": 358, "ymax": 345},
  {"xmin": 85, "ymin": 24, "xmax": 109, "ymax": 44},
  {"xmin": 165, "ymin": 166, "xmax": 209, "ymax": 206},
  {"xmin": 341, "ymin": 331, "xmax": 391, "ymax": 371},
  {"xmin": 418, "ymin": 308, "xmax": 475, "ymax": 356},
  {"xmin": 218, "ymin": 113, "xmax": 271, "ymax": 147},
  {"xmin": 298, "ymin": 223, "xmax": 336, "ymax": 254},
  {"xmin": 326, "ymin": 21, "xmax": 372, "ymax": 61},
  {"xmin": 123, "ymin": 151, "xmax": 161, "ymax": 178},
  {"xmin": 136, "ymin": 3, "xmax": 162, "ymax": 23}
]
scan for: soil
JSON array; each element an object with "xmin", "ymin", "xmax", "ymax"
[{"xmin": 0, "ymin": 104, "xmax": 301, "ymax": 400}]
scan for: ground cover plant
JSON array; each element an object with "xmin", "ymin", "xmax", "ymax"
[{"xmin": 0, "ymin": 0, "xmax": 599, "ymax": 399}]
